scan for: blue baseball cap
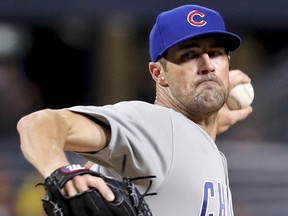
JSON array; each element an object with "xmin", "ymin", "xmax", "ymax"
[{"xmin": 149, "ymin": 5, "xmax": 241, "ymax": 61}]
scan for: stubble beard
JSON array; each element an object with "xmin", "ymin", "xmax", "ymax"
[{"xmin": 173, "ymin": 87, "xmax": 227, "ymax": 122}]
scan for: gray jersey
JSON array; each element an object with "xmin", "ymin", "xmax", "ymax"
[{"xmin": 68, "ymin": 101, "xmax": 233, "ymax": 216}]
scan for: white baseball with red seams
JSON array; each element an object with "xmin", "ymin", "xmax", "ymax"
[{"xmin": 226, "ymin": 83, "xmax": 254, "ymax": 110}]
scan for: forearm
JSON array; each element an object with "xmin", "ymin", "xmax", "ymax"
[{"xmin": 17, "ymin": 109, "xmax": 71, "ymax": 178}]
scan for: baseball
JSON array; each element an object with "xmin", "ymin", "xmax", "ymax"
[{"xmin": 226, "ymin": 83, "xmax": 254, "ymax": 110}]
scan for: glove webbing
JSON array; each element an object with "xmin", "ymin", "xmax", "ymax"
[{"xmin": 120, "ymin": 155, "xmax": 157, "ymax": 215}]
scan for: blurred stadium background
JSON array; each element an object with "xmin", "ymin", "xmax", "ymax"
[{"xmin": 0, "ymin": 0, "xmax": 287, "ymax": 215}]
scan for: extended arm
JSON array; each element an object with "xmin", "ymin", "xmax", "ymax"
[
  {"xmin": 17, "ymin": 109, "xmax": 115, "ymax": 201},
  {"xmin": 17, "ymin": 108, "xmax": 110, "ymax": 177}
]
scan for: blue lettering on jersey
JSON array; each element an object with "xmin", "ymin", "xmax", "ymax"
[
  {"xmin": 218, "ymin": 183, "xmax": 225, "ymax": 216},
  {"xmin": 200, "ymin": 182, "xmax": 215, "ymax": 216},
  {"xmin": 199, "ymin": 181, "xmax": 227, "ymax": 216}
]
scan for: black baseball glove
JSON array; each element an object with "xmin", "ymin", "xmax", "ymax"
[{"xmin": 39, "ymin": 164, "xmax": 156, "ymax": 216}]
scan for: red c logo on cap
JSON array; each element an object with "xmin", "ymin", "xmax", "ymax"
[{"xmin": 187, "ymin": 10, "xmax": 207, "ymax": 27}]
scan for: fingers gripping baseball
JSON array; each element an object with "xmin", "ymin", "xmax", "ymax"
[
  {"xmin": 227, "ymin": 70, "xmax": 254, "ymax": 110},
  {"xmin": 228, "ymin": 69, "xmax": 251, "ymax": 90}
]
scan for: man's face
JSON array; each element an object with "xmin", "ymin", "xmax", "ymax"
[{"xmin": 162, "ymin": 36, "xmax": 230, "ymax": 119}]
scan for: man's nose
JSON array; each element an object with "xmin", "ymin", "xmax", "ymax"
[{"xmin": 197, "ymin": 53, "xmax": 215, "ymax": 75}]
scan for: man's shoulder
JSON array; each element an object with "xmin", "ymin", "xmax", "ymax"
[
  {"xmin": 114, "ymin": 101, "xmax": 171, "ymax": 111},
  {"xmin": 68, "ymin": 101, "xmax": 176, "ymax": 121}
]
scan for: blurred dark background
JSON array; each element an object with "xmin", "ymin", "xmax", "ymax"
[{"xmin": 0, "ymin": 1, "xmax": 288, "ymax": 215}]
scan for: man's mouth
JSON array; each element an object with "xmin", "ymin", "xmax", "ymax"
[{"xmin": 196, "ymin": 74, "xmax": 220, "ymax": 86}]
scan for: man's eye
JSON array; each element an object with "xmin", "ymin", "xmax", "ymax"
[
  {"xmin": 208, "ymin": 50, "xmax": 224, "ymax": 58},
  {"xmin": 181, "ymin": 52, "xmax": 198, "ymax": 60}
]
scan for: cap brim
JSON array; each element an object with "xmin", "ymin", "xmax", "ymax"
[
  {"xmin": 159, "ymin": 31, "xmax": 241, "ymax": 58},
  {"xmin": 209, "ymin": 31, "xmax": 241, "ymax": 51}
]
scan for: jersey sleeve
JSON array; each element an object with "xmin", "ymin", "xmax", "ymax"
[{"xmin": 67, "ymin": 101, "xmax": 174, "ymax": 190}]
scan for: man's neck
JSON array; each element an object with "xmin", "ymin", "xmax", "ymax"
[{"xmin": 154, "ymin": 96, "xmax": 218, "ymax": 141}]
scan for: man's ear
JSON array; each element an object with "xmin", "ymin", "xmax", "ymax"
[{"xmin": 149, "ymin": 62, "xmax": 167, "ymax": 86}]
